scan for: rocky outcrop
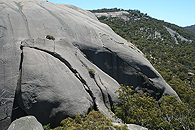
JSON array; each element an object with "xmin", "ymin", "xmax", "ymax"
[
  {"xmin": 94, "ymin": 11, "xmax": 130, "ymax": 20},
  {"xmin": 11, "ymin": 38, "xmax": 120, "ymax": 127},
  {"xmin": 164, "ymin": 26, "xmax": 192, "ymax": 44},
  {"xmin": 0, "ymin": 0, "xmax": 179, "ymax": 129},
  {"xmin": 8, "ymin": 116, "xmax": 44, "ymax": 130}
]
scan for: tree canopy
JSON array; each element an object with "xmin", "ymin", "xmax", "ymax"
[{"xmin": 114, "ymin": 85, "xmax": 195, "ymax": 130}]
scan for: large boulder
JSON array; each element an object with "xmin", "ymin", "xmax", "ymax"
[
  {"xmin": 7, "ymin": 116, "xmax": 44, "ymax": 130},
  {"xmin": 0, "ymin": 0, "xmax": 179, "ymax": 128}
]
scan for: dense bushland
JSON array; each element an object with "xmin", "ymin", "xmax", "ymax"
[{"xmin": 113, "ymin": 85, "xmax": 195, "ymax": 129}]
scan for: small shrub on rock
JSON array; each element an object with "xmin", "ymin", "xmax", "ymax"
[
  {"xmin": 88, "ymin": 69, "xmax": 95, "ymax": 77},
  {"xmin": 46, "ymin": 35, "xmax": 55, "ymax": 40}
]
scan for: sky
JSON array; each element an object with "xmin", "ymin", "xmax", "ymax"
[{"xmin": 48, "ymin": 0, "xmax": 195, "ymax": 27}]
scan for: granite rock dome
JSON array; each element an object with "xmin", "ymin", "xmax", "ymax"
[{"xmin": 0, "ymin": 0, "xmax": 178, "ymax": 129}]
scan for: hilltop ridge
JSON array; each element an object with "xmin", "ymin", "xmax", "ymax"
[{"xmin": 185, "ymin": 24, "xmax": 195, "ymax": 33}]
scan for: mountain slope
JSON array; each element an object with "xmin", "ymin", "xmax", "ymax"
[
  {"xmin": 0, "ymin": 1, "xmax": 179, "ymax": 129},
  {"xmin": 91, "ymin": 8, "xmax": 195, "ymax": 113}
]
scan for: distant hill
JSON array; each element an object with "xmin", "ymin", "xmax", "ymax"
[{"xmin": 185, "ymin": 24, "xmax": 195, "ymax": 33}]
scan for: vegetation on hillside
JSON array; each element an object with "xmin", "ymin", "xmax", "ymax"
[
  {"xmin": 90, "ymin": 8, "xmax": 123, "ymax": 13},
  {"xmin": 91, "ymin": 8, "xmax": 195, "ymax": 129},
  {"xmin": 185, "ymin": 24, "xmax": 195, "ymax": 34},
  {"xmin": 114, "ymin": 85, "xmax": 195, "ymax": 130}
]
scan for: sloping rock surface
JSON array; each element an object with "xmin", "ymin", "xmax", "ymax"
[
  {"xmin": 164, "ymin": 26, "xmax": 192, "ymax": 44},
  {"xmin": 0, "ymin": 0, "xmax": 178, "ymax": 129},
  {"xmin": 11, "ymin": 38, "xmax": 120, "ymax": 127},
  {"xmin": 7, "ymin": 116, "xmax": 44, "ymax": 130}
]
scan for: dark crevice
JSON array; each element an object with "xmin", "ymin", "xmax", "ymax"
[
  {"xmin": 93, "ymin": 75, "xmax": 106, "ymax": 105},
  {"xmin": 0, "ymin": 116, "xmax": 9, "ymax": 122},
  {"xmin": 11, "ymin": 96, "xmax": 27, "ymax": 122},
  {"xmin": 96, "ymin": 74, "xmax": 115, "ymax": 112},
  {"xmin": 93, "ymin": 73, "xmax": 116, "ymax": 112},
  {"xmin": 75, "ymin": 49, "xmax": 113, "ymax": 111},
  {"xmin": 30, "ymin": 46, "xmax": 77, "ymax": 73},
  {"xmin": 75, "ymin": 73, "xmax": 98, "ymax": 111},
  {"xmin": 19, "ymin": 49, "xmax": 23, "ymax": 70},
  {"xmin": 107, "ymin": 93, "xmax": 114, "ymax": 112},
  {"xmin": 22, "ymin": 45, "xmax": 98, "ymax": 111},
  {"xmin": 16, "ymin": 45, "xmax": 23, "ymax": 94},
  {"xmin": 11, "ymin": 46, "xmax": 28, "ymax": 121}
]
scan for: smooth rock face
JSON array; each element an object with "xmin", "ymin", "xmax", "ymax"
[
  {"xmin": 0, "ymin": 0, "xmax": 179, "ymax": 129},
  {"xmin": 7, "ymin": 116, "xmax": 44, "ymax": 130},
  {"xmin": 11, "ymin": 38, "xmax": 120, "ymax": 127}
]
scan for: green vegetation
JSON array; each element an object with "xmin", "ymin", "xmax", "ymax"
[
  {"xmin": 46, "ymin": 35, "xmax": 55, "ymax": 40},
  {"xmin": 185, "ymin": 24, "xmax": 195, "ymax": 34},
  {"xmin": 46, "ymin": 35, "xmax": 56, "ymax": 52},
  {"xmin": 90, "ymin": 8, "xmax": 123, "ymax": 13},
  {"xmin": 44, "ymin": 111, "xmax": 128, "ymax": 130},
  {"xmin": 88, "ymin": 69, "xmax": 95, "ymax": 77},
  {"xmin": 114, "ymin": 85, "xmax": 195, "ymax": 130},
  {"xmin": 58, "ymin": 111, "xmax": 113, "ymax": 130}
]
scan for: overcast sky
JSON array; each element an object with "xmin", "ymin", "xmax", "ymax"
[{"xmin": 48, "ymin": 0, "xmax": 195, "ymax": 27}]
